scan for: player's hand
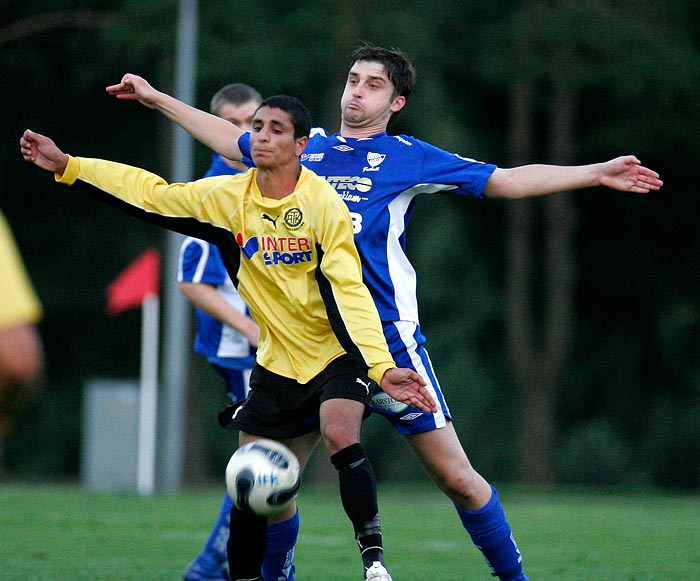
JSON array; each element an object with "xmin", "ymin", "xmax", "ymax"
[
  {"xmin": 598, "ymin": 155, "xmax": 663, "ymax": 194},
  {"xmin": 20, "ymin": 129, "xmax": 69, "ymax": 174},
  {"xmin": 380, "ymin": 368, "xmax": 437, "ymax": 413},
  {"xmin": 106, "ymin": 73, "xmax": 160, "ymax": 109}
]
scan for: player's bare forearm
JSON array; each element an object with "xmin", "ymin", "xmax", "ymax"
[
  {"xmin": 485, "ymin": 155, "xmax": 663, "ymax": 199},
  {"xmin": 179, "ymin": 282, "xmax": 259, "ymax": 347},
  {"xmin": 20, "ymin": 130, "xmax": 69, "ymax": 175},
  {"xmin": 106, "ymin": 73, "xmax": 244, "ymax": 161},
  {"xmin": 381, "ymin": 368, "xmax": 437, "ymax": 413}
]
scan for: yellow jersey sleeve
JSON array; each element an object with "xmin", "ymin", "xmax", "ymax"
[{"xmin": 0, "ymin": 212, "xmax": 43, "ymax": 329}]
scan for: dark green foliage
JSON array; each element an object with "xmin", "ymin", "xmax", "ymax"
[{"xmin": 2, "ymin": 0, "xmax": 699, "ymax": 489}]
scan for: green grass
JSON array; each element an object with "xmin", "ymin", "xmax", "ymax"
[{"xmin": 1, "ymin": 482, "xmax": 698, "ymax": 580}]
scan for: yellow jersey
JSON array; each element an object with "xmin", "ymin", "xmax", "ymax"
[
  {"xmin": 58, "ymin": 157, "xmax": 394, "ymax": 384},
  {"xmin": 0, "ymin": 211, "xmax": 42, "ymax": 330}
]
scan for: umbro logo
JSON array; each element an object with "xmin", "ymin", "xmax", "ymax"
[
  {"xmin": 399, "ymin": 412, "xmax": 423, "ymax": 421},
  {"xmin": 333, "ymin": 144, "xmax": 354, "ymax": 152}
]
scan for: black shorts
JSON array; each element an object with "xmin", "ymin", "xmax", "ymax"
[{"xmin": 219, "ymin": 354, "xmax": 372, "ymax": 439}]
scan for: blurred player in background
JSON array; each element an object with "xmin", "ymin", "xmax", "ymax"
[
  {"xmin": 0, "ymin": 210, "xmax": 44, "ymax": 476},
  {"xmin": 178, "ymin": 83, "xmax": 267, "ymax": 581},
  {"xmin": 104, "ymin": 42, "xmax": 662, "ymax": 581}
]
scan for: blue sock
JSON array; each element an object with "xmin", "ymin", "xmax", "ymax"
[
  {"xmin": 455, "ymin": 486, "xmax": 528, "ymax": 580},
  {"xmin": 261, "ymin": 509, "xmax": 299, "ymax": 581},
  {"xmin": 192, "ymin": 492, "xmax": 233, "ymax": 570}
]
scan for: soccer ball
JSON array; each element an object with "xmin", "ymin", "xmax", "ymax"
[{"xmin": 225, "ymin": 439, "xmax": 301, "ymax": 517}]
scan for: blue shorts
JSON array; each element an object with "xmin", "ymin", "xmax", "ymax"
[
  {"xmin": 370, "ymin": 321, "xmax": 452, "ymax": 435},
  {"xmin": 211, "ymin": 363, "xmax": 251, "ymax": 404}
]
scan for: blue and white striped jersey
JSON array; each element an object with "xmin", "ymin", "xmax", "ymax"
[
  {"xmin": 240, "ymin": 130, "xmax": 496, "ymax": 323},
  {"xmin": 178, "ymin": 236, "xmax": 255, "ymax": 369}
]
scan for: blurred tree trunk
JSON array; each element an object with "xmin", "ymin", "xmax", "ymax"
[{"xmin": 506, "ymin": 42, "xmax": 577, "ymax": 483}]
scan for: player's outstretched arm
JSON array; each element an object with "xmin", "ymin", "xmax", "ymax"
[
  {"xmin": 380, "ymin": 368, "xmax": 437, "ymax": 413},
  {"xmin": 106, "ymin": 73, "xmax": 245, "ymax": 162},
  {"xmin": 179, "ymin": 282, "xmax": 260, "ymax": 347},
  {"xmin": 484, "ymin": 155, "xmax": 663, "ymax": 199},
  {"xmin": 20, "ymin": 130, "xmax": 69, "ymax": 175}
]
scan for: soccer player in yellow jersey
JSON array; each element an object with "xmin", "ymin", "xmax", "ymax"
[
  {"xmin": 0, "ymin": 210, "xmax": 44, "ymax": 475},
  {"xmin": 20, "ymin": 95, "xmax": 436, "ymax": 581}
]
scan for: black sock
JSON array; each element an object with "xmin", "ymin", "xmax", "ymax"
[
  {"xmin": 227, "ymin": 505, "xmax": 267, "ymax": 581},
  {"xmin": 331, "ymin": 443, "xmax": 385, "ymax": 570}
]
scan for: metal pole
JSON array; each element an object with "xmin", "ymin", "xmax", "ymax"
[
  {"xmin": 137, "ymin": 294, "xmax": 159, "ymax": 496},
  {"xmin": 158, "ymin": 0, "xmax": 198, "ymax": 491}
]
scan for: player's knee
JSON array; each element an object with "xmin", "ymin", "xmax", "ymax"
[
  {"xmin": 320, "ymin": 421, "xmax": 359, "ymax": 454},
  {"xmin": 440, "ymin": 467, "xmax": 484, "ymax": 500}
]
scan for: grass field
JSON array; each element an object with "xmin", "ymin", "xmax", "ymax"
[{"xmin": 1, "ymin": 481, "xmax": 698, "ymax": 580}]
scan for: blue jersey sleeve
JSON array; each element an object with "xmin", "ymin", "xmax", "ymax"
[
  {"xmin": 204, "ymin": 153, "xmax": 242, "ymax": 178},
  {"xmin": 238, "ymin": 132, "xmax": 254, "ymax": 168},
  {"xmin": 179, "ymin": 238, "xmax": 229, "ymax": 286},
  {"xmin": 414, "ymin": 138, "xmax": 496, "ymax": 199}
]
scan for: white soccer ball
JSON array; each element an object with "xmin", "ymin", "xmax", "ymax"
[{"xmin": 225, "ymin": 439, "xmax": 301, "ymax": 517}]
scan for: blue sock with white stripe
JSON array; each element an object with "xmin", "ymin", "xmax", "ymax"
[
  {"xmin": 455, "ymin": 486, "xmax": 528, "ymax": 580},
  {"xmin": 261, "ymin": 509, "xmax": 299, "ymax": 581}
]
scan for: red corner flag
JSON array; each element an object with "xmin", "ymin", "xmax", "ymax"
[{"xmin": 106, "ymin": 248, "xmax": 160, "ymax": 316}]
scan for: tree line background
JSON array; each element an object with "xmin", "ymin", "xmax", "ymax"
[{"xmin": 1, "ymin": 0, "xmax": 699, "ymax": 489}]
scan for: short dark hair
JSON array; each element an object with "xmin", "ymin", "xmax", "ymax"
[
  {"xmin": 210, "ymin": 83, "xmax": 262, "ymax": 116},
  {"xmin": 350, "ymin": 43, "xmax": 417, "ymax": 102},
  {"xmin": 257, "ymin": 95, "xmax": 312, "ymax": 139}
]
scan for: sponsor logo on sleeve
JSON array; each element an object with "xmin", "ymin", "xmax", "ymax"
[{"xmin": 393, "ymin": 135, "xmax": 413, "ymax": 146}]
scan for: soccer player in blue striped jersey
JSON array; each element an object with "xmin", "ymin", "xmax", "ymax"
[{"xmin": 105, "ymin": 45, "xmax": 662, "ymax": 580}]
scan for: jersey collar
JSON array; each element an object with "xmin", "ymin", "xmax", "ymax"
[{"xmin": 335, "ymin": 131, "xmax": 388, "ymax": 142}]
